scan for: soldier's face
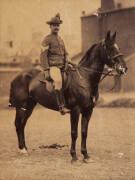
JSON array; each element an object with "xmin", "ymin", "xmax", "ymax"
[{"xmin": 50, "ymin": 24, "xmax": 60, "ymax": 34}]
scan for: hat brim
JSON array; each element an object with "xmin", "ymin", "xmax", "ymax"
[{"xmin": 46, "ymin": 20, "xmax": 63, "ymax": 25}]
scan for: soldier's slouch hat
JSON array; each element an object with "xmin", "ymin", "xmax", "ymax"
[{"xmin": 46, "ymin": 13, "xmax": 63, "ymax": 25}]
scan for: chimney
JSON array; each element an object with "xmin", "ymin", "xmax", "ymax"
[{"xmin": 101, "ymin": 0, "xmax": 115, "ymax": 11}]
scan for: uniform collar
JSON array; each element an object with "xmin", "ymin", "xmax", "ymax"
[{"xmin": 51, "ymin": 32, "xmax": 58, "ymax": 36}]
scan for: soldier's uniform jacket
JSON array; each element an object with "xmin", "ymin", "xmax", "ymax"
[{"xmin": 41, "ymin": 33, "xmax": 68, "ymax": 70}]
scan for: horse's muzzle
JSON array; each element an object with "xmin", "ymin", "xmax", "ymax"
[{"xmin": 117, "ymin": 65, "xmax": 128, "ymax": 75}]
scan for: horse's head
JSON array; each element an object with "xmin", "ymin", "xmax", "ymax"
[{"xmin": 101, "ymin": 31, "xmax": 127, "ymax": 75}]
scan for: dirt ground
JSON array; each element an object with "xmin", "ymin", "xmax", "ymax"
[{"xmin": 0, "ymin": 106, "xmax": 135, "ymax": 180}]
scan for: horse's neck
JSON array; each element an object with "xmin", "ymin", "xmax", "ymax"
[
  {"xmin": 80, "ymin": 44, "xmax": 103, "ymax": 69},
  {"xmin": 88, "ymin": 58, "xmax": 104, "ymax": 82},
  {"xmin": 80, "ymin": 56, "xmax": 105, "ymax": 96},
  {"xmin": 79, "ymin": 44, "xmax": 105, "ymax": 87},
  {"xmin": 81, "ymin": 51, "xmax": 105, "ymax": 79}
]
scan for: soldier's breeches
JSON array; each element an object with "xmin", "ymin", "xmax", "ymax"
[{"xmin": 50, "ymin": 67, "xmax": 62, "ymax": 90}]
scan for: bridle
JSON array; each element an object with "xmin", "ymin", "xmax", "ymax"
[
  {"xmin": 96, "ymin": 43, "xmax": 124, "ymax": 91},
  {"xmin": 107, "ymin": 53, "xmax": 123, "ymax": 63},
  {"xmin": 101, "ymin": 40, "xmax": 124, "ymax": 65}
]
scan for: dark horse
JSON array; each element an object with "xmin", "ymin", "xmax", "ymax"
[{"xmin": 9, "ymin": 31, "xmax": 127, "ymax": 162}]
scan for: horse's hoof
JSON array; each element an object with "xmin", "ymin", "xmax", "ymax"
[
  {"xmin": 19, "ymin": 148, "xmax": 28, "ymax": 155},
  {"xmin": 83, "ymin": 157, "xmax": 94, "ymax": 163},
  {"xmin": 71, "ymin": 157, "xmax": 78, "ymax": 163}
]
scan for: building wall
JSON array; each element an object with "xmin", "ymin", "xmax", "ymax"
[
  {"xmin": 81, "ymin": 15, "xmax": 100, "ymax": 53},
  {"xmin": 81, "ymin": 7, "xmax": 135, "ymax": 57},
  {"xmin": 122, "ymin": 56, "xmax": 135, "ymax": 91},
  {"xmin": 100, "ymin": 8, "xmax": 135, "ymax": 57}
]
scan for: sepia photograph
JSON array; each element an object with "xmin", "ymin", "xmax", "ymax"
[{"xmin": 0, "ymin": 0, "xmax": 135, "ymax": 179}]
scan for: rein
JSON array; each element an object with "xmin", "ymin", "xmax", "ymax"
[
  {"xmin": 68, "ymin": 62, "xmax": 119, "ymax": 92},
  {"xmin": 76, "ymin": 65, "xmax": 115, "ymax": 78},
  {"xmin": 78, "ymin": 66, "xmax": 121, "ymax": 92}
]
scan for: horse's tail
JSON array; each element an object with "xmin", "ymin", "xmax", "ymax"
[
  {"xmin": 9, "ymin": 73, "xmax": 30, "ymax": 108},
  {"xmin": 9, "ymin": 69, "xmax": 40, "ymax": 108},
  {"xmin": 9, "ymin": 80, "xmax": 16, "ymax": 107}
]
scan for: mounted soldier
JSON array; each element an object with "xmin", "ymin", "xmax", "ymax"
[
  {"xmin": 9, "ymin": 30, "xmax": 127, "ymax": 160},
  {"xmin": 40, "ymin": 13, "xmax": 70, "ymax": 115}
]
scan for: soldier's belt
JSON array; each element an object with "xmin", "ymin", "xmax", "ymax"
[{"xmin": 50, "ymin": 63, "xmax": 64, "ymax": 66}]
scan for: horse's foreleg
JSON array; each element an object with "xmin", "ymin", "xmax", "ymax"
[
  {"xmin": 15, "ymin": 100, "xmax": 36, "ymax": 153},
  {"xmin": 81, "ymin": 108, "xmax": 93, "ymax": 160},
  {"xmin": 70, "ymin": 107, "xmax": 80, "ymax": 162}
]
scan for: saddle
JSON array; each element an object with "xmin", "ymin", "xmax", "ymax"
[
  {"xmin": 29, "ymin": 71, "xmax": 54, "ymax": 93},
  {"xmin": 29, "ymin": 66, "xmax": 74, "ymax": 93}
]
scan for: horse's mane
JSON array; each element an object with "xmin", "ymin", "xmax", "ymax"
[{"xmin": 79, "ymin": 44, "xmax": 97, "ymax": 66}]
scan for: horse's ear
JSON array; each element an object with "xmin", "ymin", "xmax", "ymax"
[
  {"xmin": 105, "ymin": 30, "xmax": 111, "ymax": 43},
  {"xmin": 111, "ymin": 31, "xmax": 116, "ymax": 43}
]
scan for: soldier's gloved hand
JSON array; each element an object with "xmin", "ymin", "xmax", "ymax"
[
  {"xmin": 64, "ymin": 61, "xmax": 68, "ymax": 70},
  {"xmin": 67, "ymin": 61, "xmax": 77, "ymax": 71},
  {"xmin": 44, "ymin": 70, "xmax": 50, "ymax": 81}
]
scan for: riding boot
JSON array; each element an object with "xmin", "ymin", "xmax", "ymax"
[{"xmin": 55, "ymin": 90, "xmax": 70, "ymax": 115}]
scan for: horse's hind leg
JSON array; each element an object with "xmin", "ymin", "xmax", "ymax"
[
  {"xmin": 81, "ymin": 107, "xmax": 93, "ymax": 161},
  {"xmin": 70, "ymin": 107, "xmax": 80, "ymax": 162},
  {"xmin": 15, "ymin": 99, "xmax": 36, "ymax": 154}
]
